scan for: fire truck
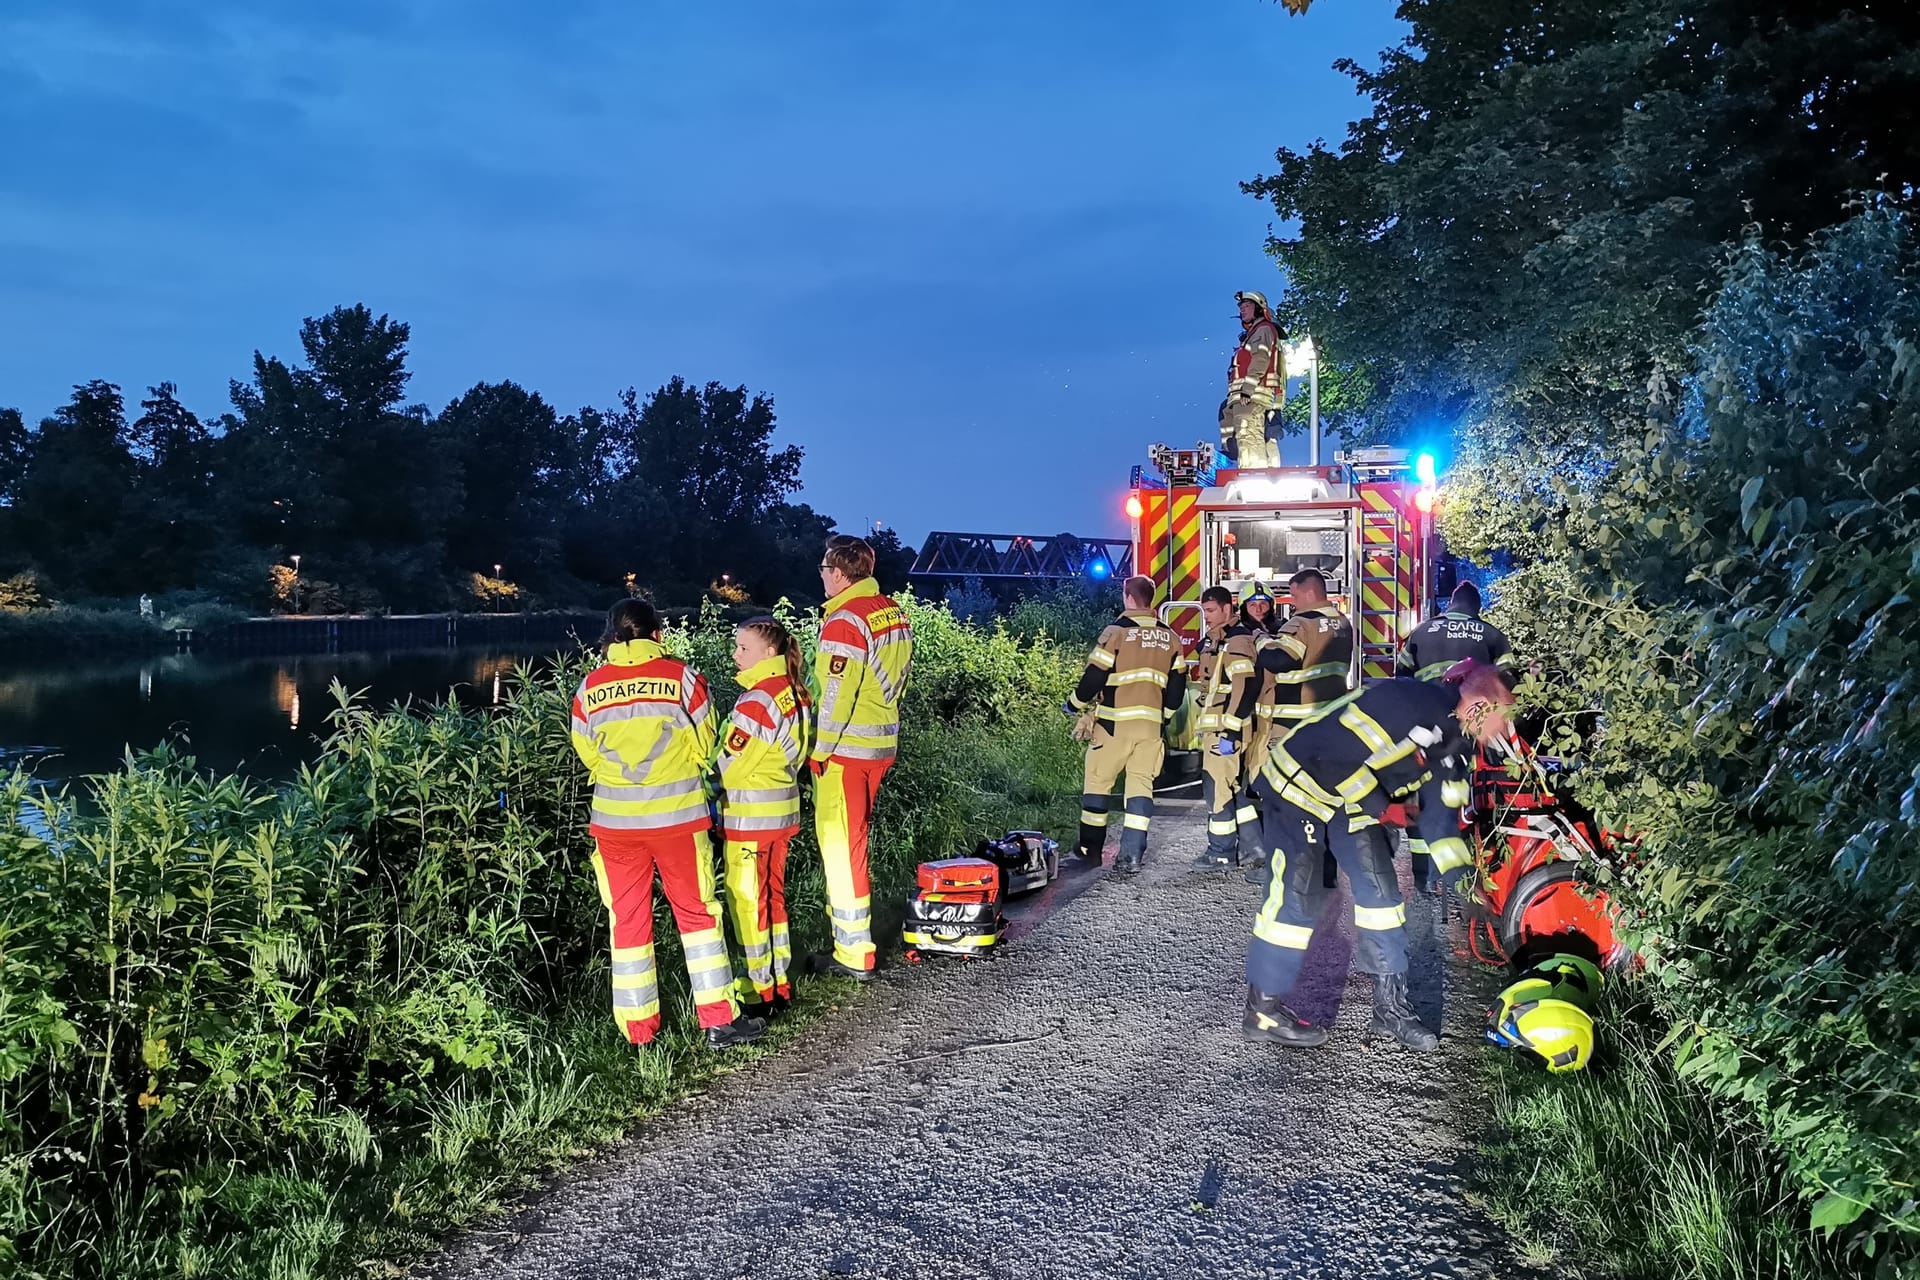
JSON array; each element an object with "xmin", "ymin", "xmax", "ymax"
[
  {"xmin": 1125, "ymin": 439, "xmax": 1630, "ymax": 971},
  {"xmin": 1125, "ymin": 441, "xmax": 1441, "ymax": 678}
]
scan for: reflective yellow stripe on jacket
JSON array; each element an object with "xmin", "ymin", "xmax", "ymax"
[
  {"xmin": 718, "ymin": 654, "xmax": 806, "ymax": 838},
  {"xmin": 812, "ymin": 578, "xmax": 915, "ymax": 766},
  {"xmin": 571, "ymin": 639, "xmax": 716, "ymax": 835}
]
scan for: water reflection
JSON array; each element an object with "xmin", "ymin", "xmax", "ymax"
[{"xmin": 0, "ymin": 644, "xmax": 581, "ymax": 786}]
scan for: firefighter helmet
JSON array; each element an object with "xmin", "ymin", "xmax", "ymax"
[
  {"xmin": 1516, "ymin": 952, "xmax": 1604, "ymax": 1008},
  {"xmin": 1238, "ymin": 580, "xmax": 1274, "ymax": 608},
  {"xmin": 1235, "ymin": 290, "xmax": 1270, "ymax": 315},
  {"xmin": 1484, "ymin": 976, "xmax": 1553, "ymax": 1048},
  {"xmin": 1507, "ymin": 997, "xmax": 1595, "ymax": 1073}
]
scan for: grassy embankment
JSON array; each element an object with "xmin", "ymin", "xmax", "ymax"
[{"xmin": 0, "ymin": 596, "xmax": 1090, "ymax": 1279}]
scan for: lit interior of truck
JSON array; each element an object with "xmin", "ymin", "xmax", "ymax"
[{"xmin": 1210, "ymin": 510, "xmax": 1354, "ymax": 607}]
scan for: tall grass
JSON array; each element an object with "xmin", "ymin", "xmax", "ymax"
[
  {"xmin": 0, "ymin": 595, "xmax": 1082, "ymax": 1279},
  {"xmin": 1477, "ymin": 981, "xmax": 1848, "ymax": 1280}
]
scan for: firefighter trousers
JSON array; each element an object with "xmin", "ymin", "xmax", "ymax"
[
  {"xmin": 721, "ymin": 835, "xmax": 792, "ymax": 1004},
  {"xmin": 1237, "ymin": 719, "xmax": 1273, "ymax": 857},
  {"xmin": 1245, "ymin": 778, "xmax": 1410, "ymax": 998},
  {"xmin": 1079, "ymin": 729, "xmax": 1164, "ymax": 863},
  {"xmin": 1201, "ymin": 732, "xmax": 1245, "ymax": 862},
  {"xmin": 591, "ymin": 831, "xmax": 741, "ymax": 1044},
  {"xmin": 815, "ymin": 759, "xmax": 889, "ymax": 972},
  {"xmin": 1223, "ymin": 398, "xmax": 1279, "ymax": 469}
]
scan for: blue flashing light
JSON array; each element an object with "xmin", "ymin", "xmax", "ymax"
[
  {"xmin": 1088, "ymin": 558, "xmax": 1111, "ymax": 579},
  {"xmin": 1414, "ymin": 451, "xmax": 1439, "ymax": 487}
]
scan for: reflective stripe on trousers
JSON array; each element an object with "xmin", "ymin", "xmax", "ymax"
[
  {"xmin": 1245, "ymin": 777, "xmax": 1412, "ymax": 999},
  {"xmin": 722, "ymin": 834, "xmax": 793, "ymax": 1003},
  {"xmin": 1080, "ymin": 731, "xmax": 1165, "ymax": 862},
  {"xmin": 591, "ymin": 829, "xmax": 741, "ymax": 1042},
  {"xmin": 1201, "ymin": 732, "xmax": 1242, "ymax": 859},
  {"xmin": 815, "ymin": 759, "xmax": 889, "ymax": 970}
]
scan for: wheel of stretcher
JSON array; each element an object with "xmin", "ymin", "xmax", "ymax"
[{"xmin": 1498, "ymin": 861, "xmax": 1627, "ymax": 969}]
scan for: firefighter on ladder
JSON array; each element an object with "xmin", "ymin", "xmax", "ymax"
[
  {"xmin": 1192, "ymin": 585, "xmax": 1261, "ymax": 869},
  {"xmin": 1244, "ymin": 568, "xmax": 1356, "ymax": 889},
  {"xmin": 1221, "ymin": 290, "xmax": 1285, "ymax": 469},
  {"xmin": 1241, "ymin": 662, "xmax": 1515, "ymax": 1051},
  {"xmin": 1062, "ymin": 574, "xmax": 1188, "ymax": 873},
  {"xmin": 811, "ymin": 535, "xmax": 915, "ymax": 981}
]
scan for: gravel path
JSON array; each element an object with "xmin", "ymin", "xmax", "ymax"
[{"xmin": 423, "ymin": 800, "xmax": 1539, "ymax": 1280}]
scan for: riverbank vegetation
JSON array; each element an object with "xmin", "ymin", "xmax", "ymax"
[
  {"xmin": 1252, "ymin": 2, "xmax": 1920, "ymax": 1275},
  {"xmin": 0, "ymin": 598, "xmax": 1082, "ymax": 1279},
  {"xmin": 0, "ymin": 323, "xmax": 914, "ymax": 617}
]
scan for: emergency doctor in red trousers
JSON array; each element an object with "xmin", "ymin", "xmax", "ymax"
[
  {"xmin": 810, "ymin": 536, "xmax": 915, "ymax": 980},
  {"xmin": 570, "ymin": 599, "xmax": 766, "ymax": 1050}
]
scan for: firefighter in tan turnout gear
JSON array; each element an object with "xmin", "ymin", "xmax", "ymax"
[
  {"xmin": 1221, "ymin": 290, "xmax": 1285, "ymax": 469},
  {"xmin": 1063, "ymin": 575, "xmax": 1188, "ymax": 873},
  {"xmin": 1192, "ymin": 585, "xmax": 1260, "ymax": 869},
  {"xmin": 1230, "ymin": 581, "xmax": 1279, "ymax": 858},
  {"xmin": 1244, "ymin": 568, "xmax": 1356, "ymax": 888}
]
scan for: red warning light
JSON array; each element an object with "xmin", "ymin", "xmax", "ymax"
[
  {"xmin": 1124, "ymin": 494, "xmax": 1144, "ymax": 520},
  {"xmin": 1414, "ymin": 488, "xmax": 1437, "ymax": 514}
]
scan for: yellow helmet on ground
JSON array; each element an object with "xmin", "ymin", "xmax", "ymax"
[
  {"xmin": 1484, "ymin": 977, "xmax": 1553, "ymax": 1048},
  {"xmin": 1502, "ymin": 997, "xmax": 1596, "ymax": 1073},
  {"xmin": 1516, "ymin": 953, "xmax": 1604, "ymax": 1008}
]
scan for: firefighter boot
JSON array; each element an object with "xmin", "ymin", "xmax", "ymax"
[
  {"xmin": 705, "ymin": 1011, "xmax": 768, "ymax": 1050},
  {"xmin": 1242, "ymin": 986, "xmax": 1328, "ymax": 1048},
  {"xmin": 1370, "ymin": 973, "xmax": 1439, "ymax": 1052}
]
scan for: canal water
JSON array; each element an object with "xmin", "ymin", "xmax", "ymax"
[{"xmin": 0, "ymin": 643, "xmax": 588, "ymax": 787}]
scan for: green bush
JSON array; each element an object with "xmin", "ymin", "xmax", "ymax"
[
  {"xmin": 1002, "ymin": 582, "xmax": 1115, "ymax": 648},
  {"xmin": 0, "ymin": 595, "xmax": 1080, "ymax": 1279},
  {"xmin": 0, "ymin": 607, "xmax": 170, "ymax": 656},
  {"xmin": 1472, "ymin": 208, "xmax": 1920, "ymax": 1275}
]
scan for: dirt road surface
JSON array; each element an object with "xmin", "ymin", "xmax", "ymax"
[{"xmin": 422, "ymin": 800, "xmax": 1538, "ymax": 1280}]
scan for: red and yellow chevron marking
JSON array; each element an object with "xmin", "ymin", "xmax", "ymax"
[
  {"xmin": 1133, "ymin": 488, "xmax": 1203, "ymax": 639},
  {"xmin": 1357, "ymin": 483, "xmax": 1422, "ymax": 679}
]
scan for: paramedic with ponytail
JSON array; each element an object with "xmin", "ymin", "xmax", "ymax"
[
  {"xmin": 717, "ymin": 617, "xmax": 811, "ymax": 1017},
  {"xmin": 570, "ymin": 599, "xmax": 766, "ymax": 1050}
]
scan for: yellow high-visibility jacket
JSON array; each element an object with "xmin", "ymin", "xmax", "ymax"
[
  {"xmin": 812, "ymin": 578, "xmax": 914, "ymax": 767},
  {"xmin": 716, "ymin": 654, "xmax": 807, "ymax": 840},
  {"xmin": 570, "ymin": 639, "xmax": 715, "ymax": 837}
]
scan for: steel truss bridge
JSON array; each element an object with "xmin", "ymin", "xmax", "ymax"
[{"xmin": 908, "ymin": 532, "xmax": 1135, "ymax": 583}]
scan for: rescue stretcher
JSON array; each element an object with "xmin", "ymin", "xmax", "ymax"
[{"xmin": 1464, "ymin": 740, "xmax": 1635, "ymax": 970}]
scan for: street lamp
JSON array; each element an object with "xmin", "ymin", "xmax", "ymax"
[
  {"xmin": 1284, "ymin": 337, "xmax": 1321, "ymax": 466},
  {"xmin": 289, "ymin": 554, "xmax": 302, "ymax": 615}
]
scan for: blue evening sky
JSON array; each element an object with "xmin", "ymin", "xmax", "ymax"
[{"xmin": 0, "ymin": 0, "xmax": 1405, "ymax": 545}]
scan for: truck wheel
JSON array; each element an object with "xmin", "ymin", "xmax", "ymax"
[{"xmin": 1498, "ymin": 861, "xmax": 1617, "ymax": 968}]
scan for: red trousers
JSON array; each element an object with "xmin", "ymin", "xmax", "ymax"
[{"xmin": 591, "ymin": 830, "xmax": 739, "ymax": 1043}]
